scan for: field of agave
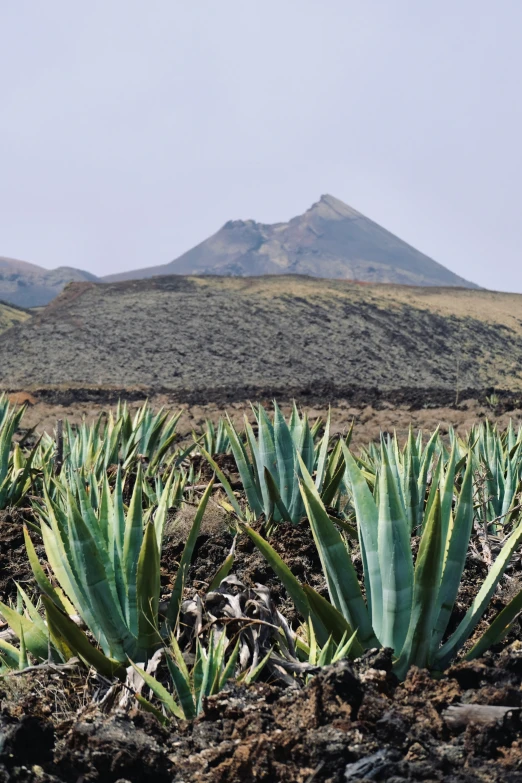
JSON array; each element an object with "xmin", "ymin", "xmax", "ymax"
[{"xmin": 0, "ymin": 393, "xmax": 521, "ymax": 715}]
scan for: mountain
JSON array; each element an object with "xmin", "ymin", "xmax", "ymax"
[
  {"xmin": 0, "ymin": 275, "xmax": 517, "ymax": 400},
  {"xmin": 0, "ymin": 257, "xmax": 98, "ymax": 307},
  {"xmin": 104, "ymin": 195, "xmax": 478, "ymax": 288}
]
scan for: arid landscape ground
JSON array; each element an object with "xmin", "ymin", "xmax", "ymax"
[
  {"xmin": 5, "ymin": 3, "xmax": 522, "ymax": 779},
  {"xmin": 1, "ymin": 274, "xmax": 522, "ymax": 782},
  {"xmin": 1, "ymin": 275, "xmax": 522, "ymax": 397},
  {"xmin": 12, "ymin": 394, "xmax": 522, "ymax": 450}
]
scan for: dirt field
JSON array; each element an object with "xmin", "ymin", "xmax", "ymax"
[{"xmin": 15, "ymin": 393, "xmax": 522, "ymax": 449}]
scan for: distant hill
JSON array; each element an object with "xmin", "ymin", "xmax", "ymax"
[
  {"xmin": 0, "ymin": 257, "xmax": 98, "ymax": 307},
  {"xmin": 0, "ymin": 300, "xmax": 31, "ymax": 333},
  {"xmin": 0, "ymin": 275, "xmax": 517, "ymax": 402},
  {"xmin": 104, "ymin": 195, "xmax": 478, "ymax": 288}
]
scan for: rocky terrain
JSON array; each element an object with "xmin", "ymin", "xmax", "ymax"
[
  {"xmin": 105, "ymin": 195, "xmax": 477, "ymax": 288},
  {"xmin": 0, "ymin": 274, "xmax": 518, "ymax": 401}
]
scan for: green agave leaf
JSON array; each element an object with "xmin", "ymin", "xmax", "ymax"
[
  {"xmin": 18, "ymin": 628, "xmax": 28, "ymax": 671},
  {"xmin": 98, "ymin": 475, "xmax": 111, "ymax": 548},
  {"xmin": 423, "ymin": 456, "xmax": 442, "ymax": 531},
  {"xmin": 303, "ymin": 585, "xmax": 363, "ymax": 656},
  {"xmin": 208, "ymin": 538, "xmax": 236, "ymax": 591},
  {"xmin": 401, "ymin": 428, "xmax": 420, "ymax": 532},
  {"xmin": 200, "ymin": 633, "xmax": 219, "ymax": 704},
  {"xmin": 130, "ymin": 661, "xmax": 184, "ymax": 719},
  {"xmin": 264, "ymin": 467, "xmax": 294, "ymax": 524},
  {"xmin": 193, "ymin": 641, "xmax": 207, "ymax": 713},
  {"xmin": 300, "ymin": 415, "xmax": 315, "ymax": 475},
  {"xmin": 0, "ymin": 637, "xmax": 22, "ymax": 671},
  {"xmin": 466, "ymin": 588, "xmax": 522, "ymax": 661},
  {"xmin": 165, "ymin": 646, "xmax": 196, "ymax": 720},
  {"xmin": 321, "ymin": 458, "xmax": 346, "ymax": 507},
  {"xmin": 110, "ymin": 468, "xmax": 127, "ymax": 620},
  {"xmin": 417, "ymin": 427, "xmax": 440, "ymax": 528},
  {"xmin": 136, "ymin": 522, "xmax": 161, "ymax": 655},
  {"xmin": 65, "ymin": 489, "xmax": 134, "ymax": 660},
  {"xmin": 440, "ymin": 441, "xmax": 457, "ymax": 548},
  {"xmin": 435, "ymin": 516, "xmax": 522, "ymax": 669},
  {"xmin": 298, "ymin": 455, "xmax": 377, "ymax": 648},
  {"xmin": 122, "ymin": 463, "xmax": 144, "ymax": 639},
  {"xmin": 394, "ymin": 490, "xmax": 443, "ymax": 679},
  {"xmin": 210, "ymin": 633, "xmax": 230, "ymax": 696},
  {"xmin": 377, "ymin": 447, "xmax": 413, "ymax": 653},
  {"xmin": 164, "ymin": 481, "xmax": 214, "ymax": 630},
  {"xmin": 200, "ymin": 447, "xmax": 244, "ymax": 519},
  {"xmin": 39, "ymin": 517, "xmax": 94, "ymax": 628},
  {"xmin": 23, "ymin": 526, "xmax": 67, "ymax": 612},
  {"xmin": 257, "ymin": 405, "xmax": 277, "ymax": 519},
  {"xmin": 322, "ymin": 435, "xmax": 344, "ymax": 492},
  {"xmin": 153, "ymin": 468, "xmax": 175, "ymax": 547},
  {"xmin": 43, "ymin": 596, "xmax": 126, "ymax": 679},
  {"xmin": 331, "ymin": 629, "xmax": 360, "ymax": 664},
  {"xmin": 0, "ymin": 601, "xmax": 48, "ymax": 662},
  {"xmin": 244, "ymin": 418, "xmax": 263, "ymax": 501},
  {"xmin": 219, "ymin": 637, "xmax": 240, "ymax": 689},
  {"xmin": 430, "ymin": 456, "xmax": 474, "ymax": 653},
  {"xmin": 273, "ymin": 400, "xmax": 296, "ymax": 512},
  {"xmin": 15, "ymin": 584, "xmax": 48, "ymax": 638},
  {"xmin": 242, "ymin": 647, "xmax": 273, "ymax": 685},
  {"xmin": 135, "ymin": 693, "xmax": 170, "ymax": 726},
  {"xmin": 342, "ymin": 442, "xmax": 382, "ymax": 641},
  {"xmin": 314, "ymin": 409, "xmax": 331, "ymax": 492}
]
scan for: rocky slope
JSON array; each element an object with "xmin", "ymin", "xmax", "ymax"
[
  {"xmin": 0, "ymin": 275, "xmax": 518, "ymax": 401},
  {"xmin": 105, "ymin": 195, "xmax": 478, "ymax": 288}
]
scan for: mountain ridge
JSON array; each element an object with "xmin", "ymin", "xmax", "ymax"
[
  {"xmin": 103, "ymin": 194, "xmax": 478, "ymax": 288},
  {"xmin": 0, "ymin": 256, "xmax": 98, "ymax": 307}
]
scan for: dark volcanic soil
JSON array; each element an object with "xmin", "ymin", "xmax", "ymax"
[
  {"xmin": 0, "ymin": 511, "xmax": 42, "ymax": 601},
  {"xmin": 2, "ymin": 275, "xmax": 522, "ymax": 398},
  {"xmin": 3, "ymin": 648, "xmax": 522, "ymax": 782},
  {"xmin": 1, "ymin": 518, "xmax": 522, "ymax": 782}
]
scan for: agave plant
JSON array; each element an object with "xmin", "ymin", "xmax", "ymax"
[
  {"xmin": 204, "ymin": 402, "xmax": 346, "ymax": 525},
  {"xmin": 0, "ymin": 584, "xmax": 68, "ymax": 672},
  {"xmin": 464, "ymin": 420, "xmax": 522, "ymax": 532},
  {"xmin": 23, "ymin": 466, "xmax": 213, "ymax": 676},
  {"xmin": 38, "ymin": 402, "xmax": 185, "ymax": 483},
  {"xmin": 133, "ymin": 630, "xmax": 268, "ymax": 722},
  {"xmin": 201, "ymin": 418, "xmax": 231, "ymax": 456},
  {"xmin": 133, "ymin": 575, "xmax": 286, "ymax": 721},
  {"xmin": 116, "ymin": 402, "xmax": 183, "ymax": 473},
  {"xmin": 244, "ymin": 443, "xmax": 522, "ymax": 678},
  {"xmin": 353, "ymin": 427, "xmax": 442, "ymax": 533},
  {"xmin": 0, "ymin": 401, "xmax": 39, "ymax": 509}
]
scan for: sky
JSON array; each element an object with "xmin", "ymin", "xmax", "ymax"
[{"xmin": 1, "ymin": 1, "xmax": 522, "ymax": 292}]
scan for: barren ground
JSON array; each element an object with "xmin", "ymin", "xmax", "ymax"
[
  {"xmin": 14, "ymin": 394, "xmax": 522, "ymax": 450},
  {"xmin": 1, "ymin": 275, "xmax": 522, "ymax": 397}
]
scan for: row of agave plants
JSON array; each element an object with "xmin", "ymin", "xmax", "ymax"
[{"xmin": 0, "ymin": 395, "xmax": 521, "ymax": 721}]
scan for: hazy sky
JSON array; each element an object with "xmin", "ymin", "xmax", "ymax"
[{"xmin": 1, "ymin": 1, "xmax": 522, "ymax": 291}]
